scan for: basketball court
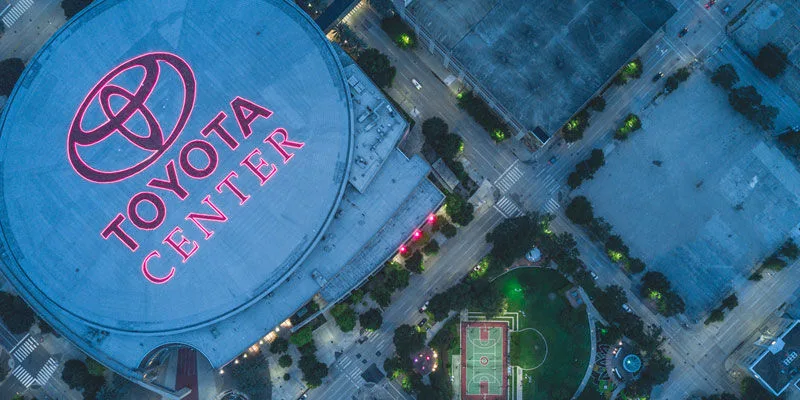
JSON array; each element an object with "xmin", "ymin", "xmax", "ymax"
[{"xmin": 460, "ymin": 321, "xmax": 508, "ymax": 399}]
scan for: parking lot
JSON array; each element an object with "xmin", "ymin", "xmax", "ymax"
[{"xmin": 578, "ymin": 72, "xmax": 800, "ymax": 318}]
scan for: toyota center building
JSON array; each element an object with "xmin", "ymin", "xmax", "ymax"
[{"xmin": 0, "ymin": 0, "xmax": 442, "ymax": 393}]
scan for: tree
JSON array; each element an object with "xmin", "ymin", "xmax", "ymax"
[
  {"xmin": 605, "ymin": 235, "xmax": 630, "ymax": 261},
  {"xmin": 384, "ymin": 261, "xmax": 410, "ymax": 291},
  {"xmin": 270, "ymin": 337, "xmax": 289, "ymax": 354},
  {"xmin": 370, "ymin": 285, "xmax": 392, "ymax": 307},
  {"xmin": 780, "ymin": 239, "xmax": 799, "ymax": 260},
  {"xmin": 356, "ymin": 49, "xmax": 396, "ymax": 88},
  {"xmin": 721, "ymin": 294, "xmax": 739, "ymax": 310},
  {"xmin": 331, "ymin": 303, "xmax": 357, "ymax": 332},
  {"xmin": 702, "ymin": 394, "xmax": 739, "ymax": 400},
  {"xmin": 485, "ymin": 214, "xmax": 540, "ymax": 267},
  {"xmin": 333, "ymin": 23, "xmax": 365, "ymax": 57},
  {"xmin": 444, "ymin": 193, "xmax": 474, "ymax": 226},
  {"xmin": 359, "ymin": 308, "xmax": 383, "ymax": 331},
  {"xmin": 641, "ymin": 271, "xmax": 671, "ymax": 296},
  {"xmin": 404, "ymin": 251, "xmax": 424, "ymax": 273},
  {"xmin": 299, "ymin": 354, "xmax": 329, "ymax": 388},
  {"xmin": 562, "ymin": 109, "xmax": 589, "ymax": 142},
  {"xmin": 61, "ymin": 0, "xmax": 94, "ymax": 20},
  {"xmin": 711, "ymin": 64, "xmax": 739, "ymax": 90},
  {"xmin": 440, "ymin": 222, "xmax": 457, "ymax": 238},
  {"xmin": 566, "ymin": 196, "xmax": 594, "ymax": 225},
  {"xmin": 278, "ymin": 354, "xmax": 293, "ymax": 368},
  {"xmin": 754, "ymin": 43, "xmax": 788, "ymax": 78},
  {"xmin": 0, "ymin": 58, "xmax": 25, "ymax": 97},
  {"xmin": 593, "ymin": 285, "xmax": 627, "ymax": 320},
  {"xmin": 393, "ymin": 325, "xmax": 426, "ymax": 357},
  {"xmin": 62, "ymin": 359, "xmax": 105, "ymax": 399},
  {"xmin": 422, "ymin": 117, "xmax": 448, "ymax": 141},
  {"xmin": 290, "ymin": 326, "xmax": 314, "ymax": 347},
  {"xmin": 664, "ymin": 67, "xmax": 691, "ymax": 93},
  {"xmin": 86, "ymin": 358, "xmax": 106, "ymax": 376},
  {"xmin": 762, "ymin": 254, "xmax": 787, "ymax": 271},
  {"xmin": 588, "ymin": 96, "xmax": 606, "ymax": 112},
  {"xmin": 0, "ymin": 292, "xmax": 35, "ymax": 334},
  {"xmin": 423, "ymin": 239, "xmax": 440, "ymax": 255},
  {"xmin": 628, "ymin": 258, "xmax": 646, "ymax": 274},
  {"xmin": 728, "ymin": 86, "xmax": 778, "ymax": 130}
]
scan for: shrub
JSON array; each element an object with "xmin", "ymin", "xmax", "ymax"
[
  {"xmin": 279, "ymin": 354, "xmax": 293, "ymax": 368},
  {"xmin": 283, "ymin": 373, "xmax": 291, "ymax": 381}
]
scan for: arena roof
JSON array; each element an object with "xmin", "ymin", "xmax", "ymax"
[
  {"xmin": 0, "ymin": 0, "xmax": 353, "ymax": 334},
  {"xmin": 751, "ymin": 320, "xmax": 800, "ymax": 395}
]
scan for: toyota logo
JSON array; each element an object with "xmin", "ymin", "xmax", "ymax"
[{"xmin": 68, "ymin": 52, "xmax": 197, "ymax": 183}]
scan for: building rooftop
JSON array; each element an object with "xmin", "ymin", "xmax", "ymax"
[
  {"xmin": 407, "ymin": 0, "xmax": 675, "ymax": 136},
  {"xmin": 751, "ymin": 320, "xmax": 800, "ymax": 395},
  {"xmin": 0, "ymin": 0, "xmax": 442, "ymax": 383}
]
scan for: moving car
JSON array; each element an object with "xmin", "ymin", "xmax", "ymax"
[
  {"xmin": 418, "ymin": 318, "xmax": 428, "ymax": 327},
  {"xmin": 548, "ymin": 156, "xmax": 558, "ymax": 165},
  {"xmin": 412, "ymin": 78, "xmax": 422, "ymax": 90},
  {"xmin": 590, "ymin": 270, "xmax": 598, "ymax": 280},
  {"xmin": 622, "ymin": 303, "xmax": 633, "ymax": 313},
  {"xmin": 652, "ymin": 72, "xmax": 663, "ymax": 82},
  {"xmin": 678, "ymin": 27, "xmax": 688, "ymax": 38},
  {"xmin": 419, "ymin": 300, "xmax": 429, "ymax": 313},
  {"xmin": 704, "ymin": 0, "xmax": 716, "ymax": 9},
  {"xmin": 722, "ymin": 5, "xmax": 731, "ymax": 14}
]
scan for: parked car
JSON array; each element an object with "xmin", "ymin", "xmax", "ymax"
[
  {"xmin": 548, "ymin": 156, "xmax": 558, "ymax": 165},
  {"xmin": 357, "ymin": 336, "xmax": 368, "ymax": 344},
  {"xmin": 419, "ymin": 300, "xmax": 429, "ymax": 313},
  {"xmin": 411, "ymin": 78, "xmax": 422, "ymax": 90},
  {"xmin": 622, "ymin": 303, "xmax": 633, "ymax": 313},
  {"xmin": 678, "ymin": 27, "xmax": 688, "ymax": 38},
  {"xmin": 590, "ymin": 270, "xmax": 598, "ymax": 280},
  {"xmin": 418, "ymin": 318, "xmax": 428, "ymax": 327},
  {"xmin": 704, "ymin": 0, "xmax": 716, "ymax": 9},
  {"xmin": 722, "ymin": 5, "xmax": 731, "ymax": 14}
]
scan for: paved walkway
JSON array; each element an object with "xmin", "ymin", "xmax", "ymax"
[{"xmin": 571, "ymin": 288, "xmax": 599, "ymax": 400}]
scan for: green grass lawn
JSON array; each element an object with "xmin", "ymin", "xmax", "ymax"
[
  {"xmin": 495, "ymin": 268, "xmax": 591, "ymax": 400},
  {"xmin": 510, "ymin": 329, "xmax": 547, "ymax": 368}
]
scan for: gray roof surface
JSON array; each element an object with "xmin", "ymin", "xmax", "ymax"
[
  {"xmin": 408, "ymin": 0, "xmax": 675, "ymax": 135},
  {"xmin": 0, "ymin": 0, "xmax": 353, "ymax": 334}
]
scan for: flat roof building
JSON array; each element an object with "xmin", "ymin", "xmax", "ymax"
[
  {"xmin": 750, "ymin": 320, "xmax": 800, "ymax": 396},
  {"xmin": 397, "ymin": 0, "xmax": 676, "ymax": 141},
  {"xmin": 0, "ymin": 0, "xmax": 442, "ymax": 393}
]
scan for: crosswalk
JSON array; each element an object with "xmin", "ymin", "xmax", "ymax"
[
  {"xmin": 542, "ymin": 198, "xmax": 560, "ymax": 214},
  {"xmin": 11, "ymin": 364, "xmax": 35, "ymax": 388},
  {"xmin": 493, "ymin": 162, "xmax": 524, "ymax": 194},
  {"xmin": 494, "ymin": 196, "xmax": 522, "ymax": 218},
  {"xmin": 35, "ymin": 357, "xmax": 59, "ymax": 385},
  {"xmin": 2, "ymin": 0, "xmax": 34, "ymax": 28},
  {"xmin": 335, "ymin": 354, "xmax": 366, "ymax": 386},
  {"xmin": 11, "ymin": 334, "xmax": 38, "ymax": 362}
]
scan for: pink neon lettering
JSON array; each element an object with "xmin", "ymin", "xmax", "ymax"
[
  {"xmin": 127, "ymin": 192, "xmax": 167, "ymax": 230},
  {"xmin": 201, "ymin": 112, "xmax": 239, "ymax": 150},
  {"xmin": 264, "ymin": 128, "xmax": 304, "ymax": 163},
  {"xmin": 179, "ymin": 140, "xmax": 218, "ymax": 179},
  {"xmin": 141, "ymin": 250, "xmax": 175, "ymax": 284},
  {"xmin": 215, "ymin": 171, "xmax": 250, "ymax": 205},
  {"xmin": 101, "ymin": 214, "xmax": 139, "ymax": 251},
  {"xmin": 147, "ymin": 160, "xmax": 188, "ymax": 200},
  {"xmin": 163, "ymin": 226, "xmax": 198, "ymax": 262},
  {"xmin": 240, "ymin": 148, "xmax": 277, "ymax": 185},
  {"xmin": 186, "ymin": 195, "xmax": 229, "ymax": 239},
  {"xmin": 231, "ymin": 97, "xmax": 273, "ymax": 138}
]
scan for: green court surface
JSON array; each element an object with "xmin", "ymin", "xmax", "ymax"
[{"xmin": 461, "ymin": 321, "xmax": 508, "ymax": 399}]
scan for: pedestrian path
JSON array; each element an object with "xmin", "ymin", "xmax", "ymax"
[
  {"xmin": 493, "ymin": 196, "xmax": 522, "ymax": 218},
  {"xmin": 335, "ymin": 354, "xmax": 366, "ymax": 386},
  {"xmin": 542, "ymin": 198, "xmax": 560, "ymax": 214},
  {"xmin": 2, "ymin": 0, "xmax": 34, "ymax": 28},
  {"xmin": 11, "ymin": 364, "xmax": 35, "ymax": 388},
  {"xmin": 493, "ymin": 162, "xmax": 523, "ymax": 194},
  {"xmin": 11, "ymin": 334, "xmax": 37, "ymax": 362},
  {"xmin": 35, "ymin": 357, "xmax": 58, "ymax": 385}
]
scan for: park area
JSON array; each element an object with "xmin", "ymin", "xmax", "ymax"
[
  {"xmin": 494, "ymin": 268, "xmax": 591, "ymax": 399},
  {"xmin": 578, "ymin": 73, "xmax": 800, "ymax": 318}
]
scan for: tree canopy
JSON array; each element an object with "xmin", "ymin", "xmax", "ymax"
[
  {"xmin": 61, "ymin": 0, "xmax": 94, "ymax": 20},
  {"xmin": 229, "ymin": 352, "xmax": 271, "ymax": 399},
  {"xmin": 393, "ymin": 324, "xmax": 427, "ymax": 357},
  {"xmin": 290, "ymin": 326, "xmax": 314, "ymax": 347},
  {"xmin": 711, "ymin": 64, "xmax": 739, "ymax": 90},
  {"xmin": 359, "ymin": 308, "xmax": 383, "ymax": 331},
  {"xmin": 331, "ymin": 303, "xmax": 357, "ymax": 332},
  {"xmin": 485, "ymin": 214, "xmax": 541, "ymax": 267},
  {"xmin": 0, "ymin": 58, "xmax": 25, "ymax": 97},
  {"xmin": 269, "ymin": 337, "xmax": 289, "ymax": 354},
  {"xmin": 728, "ymin": 85, "xmax": 779, "ymax": 130},
  {"xmin": 298, "ymin": 354, "xmax": 328, "ymax": 388},
  {"xmin": 62, "ymin": 359, "xmax": 105, "ymax": 399},
  {"xmin": 754, "ymin": 43, "xmax": 789, "ymax": 78},
  {"xmin": 404, "ymin": 251, "xmax": 424, "ymax": 273},
  {"xmin": 566, "ymin": 196, "xmax": 594, "ymax": 225},
  {"xmin": 0, "ymin": 292, "xmax": 35, "ymax": 334},
  {"xmin": 444, "ymin": 193, "xmax": 474, "ymax": 226},
  {"xmin": 356, "ymin": 49, "xmax": 396, "ymax": 88}
]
